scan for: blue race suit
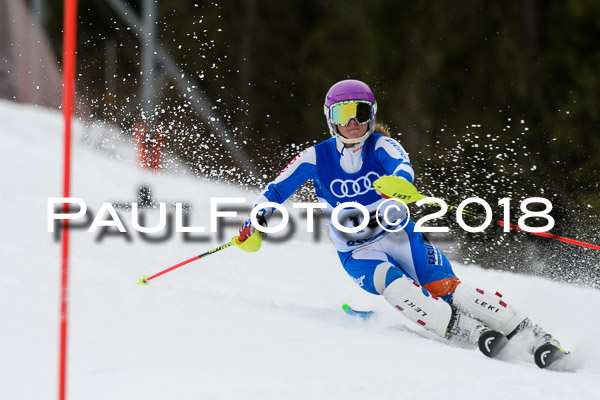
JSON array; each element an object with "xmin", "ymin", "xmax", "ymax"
[{"xmin": 254, "ymin": 133, "xmax": 459, "ymax": 298}]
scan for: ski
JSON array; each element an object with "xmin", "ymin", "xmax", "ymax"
[
  {"xmin": 478, "ymin": 330, "xmax": 509, "ymax": 358},
  {"xmin": 343, "ymin": 304, "xmax": 571, "ymax": 369},
  {"xmin": 479, "ymin": 331, "xmax": 570, "ymax": 369},
  {"xmin": 342, "ymin": 304, "xmax": 374, "ymax": 320},
  {"xmin": 534, "ymin": 343, "xmax": 569, "ymax": 369}
]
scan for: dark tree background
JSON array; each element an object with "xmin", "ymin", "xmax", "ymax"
[{"xmin": 37, "ymin": 0, "xmax": 600, "ymax": 284}]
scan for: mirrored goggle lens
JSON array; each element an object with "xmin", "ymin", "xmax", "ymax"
[{"xmin": 329, "ymin": 101, "xmax": 373, "ymax": 126}]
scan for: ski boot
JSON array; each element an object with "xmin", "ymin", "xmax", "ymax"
[
  {"xmin": 533, "ymin": 332, "xmax": 569, "ymax": 368},
  {"xmin": 510, "ymin": 318, "xmax": 569, "ymax": 368},
  {"xmin": 446, "ymin": 307, "xmax": 508, "ymax": 357}
]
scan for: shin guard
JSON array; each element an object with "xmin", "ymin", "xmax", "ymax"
[
  {"xmin": 451, "ymin": 283, "xmax": 526, "ymax": 335},
  {"xmin": 383, "ymin": 276, "xmax": 452, "ymax": 338}
]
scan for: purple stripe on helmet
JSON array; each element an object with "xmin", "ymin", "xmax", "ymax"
[{"xmin": 324, "ymin": 79, "xmax": 376, "ymax": 108}]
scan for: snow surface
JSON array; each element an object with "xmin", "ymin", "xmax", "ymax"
[{"xmin": 1, "ymin": 99, "xmax": 599, "ymax": 400}]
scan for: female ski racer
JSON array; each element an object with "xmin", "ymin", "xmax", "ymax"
[{"xmin": 234, "ymin": 79, "xmax": 566, "ymax": 365}]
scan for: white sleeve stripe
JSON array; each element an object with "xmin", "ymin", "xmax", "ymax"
[
  {"xmin": 374, "ymin": 136, "xmax": 409, "ymax": 160},
  {"xmin": 253, "ymin": 194, "xmax": 276, "ymax": 216},
  {"xmin": 393, "ymin": 163, "xmax": 414, "ymax": 179}
]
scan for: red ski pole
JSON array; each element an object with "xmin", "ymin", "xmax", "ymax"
[
  {"xmin": 374, "ymin": 177, "xmax": 600, "ymax": 251},
  {"xmin": 496, "ymin": 221, "xmax": 600, "ymax": 251},
  {"xmin": 139, "ymin": 239, "xmax": 236, "ymax": 285}
]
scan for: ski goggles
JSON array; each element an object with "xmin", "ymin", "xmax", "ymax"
[{"xmin": 326, "ymin": 100, "xmax": 376, "ymax": 126}]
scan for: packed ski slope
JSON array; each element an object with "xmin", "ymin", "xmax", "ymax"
[{"xmin": 1, "ymin": 99, "xmax": 599, "ymax": 400}]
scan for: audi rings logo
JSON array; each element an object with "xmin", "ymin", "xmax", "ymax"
[{"xmin": 330, "ymin": 172, "xmax": 381, "ymax": 198}]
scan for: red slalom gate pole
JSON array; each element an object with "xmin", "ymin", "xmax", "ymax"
[
  {"xmin": 496, "ymin": 221, "xmax": 600, "ymax": 251},
  {"xmin": 138, "ymin": 240, "xmax": 236, "ymax": 285},
  {"xmin": 59, "ymin": 1, "xmax": 78, "ymax": 399}
]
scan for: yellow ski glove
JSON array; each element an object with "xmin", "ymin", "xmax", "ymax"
[{"xmin": 235, "ymin": 212, "xmax": 267, "ymax": 252}]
